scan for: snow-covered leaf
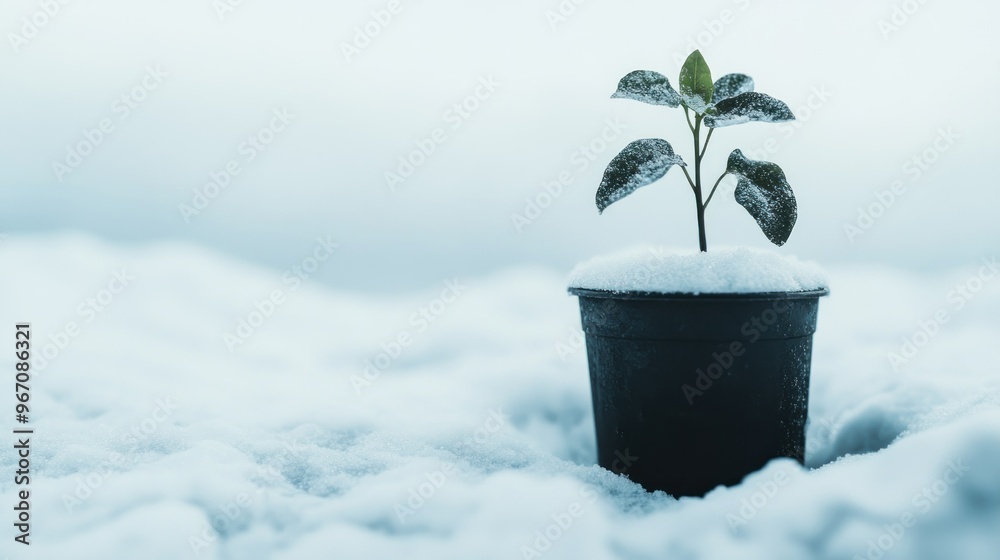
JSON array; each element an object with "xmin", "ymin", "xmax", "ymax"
[
  {"xmin": 705, "ymin": 92, "xmax": 795, "ymax": 128},
  {"xmin": 712, "ymin": 73, "xmax": 754, "ymax": 104},
  {"xmin": 611, "ymin": 70, "xmax": 681, "ymax": 107},
  {"xmin": 678, "ymin": 50, "xmax": 714, "ymax": 114},
  {"xmin": 726, "ymin": 149, "xmax": 797, "ymax": 246},
  {"xmin": 597, "ymin": 139, "xmax": 686, "ymax": 214}
]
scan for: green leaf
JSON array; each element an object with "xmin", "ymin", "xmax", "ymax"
[
  {"xmin": 597, "ymin": 139, "xmax": 687, "ymax": 214},
  {"xmin": 678, "ymin": 50, "xmax": 714, "ymax": 114},
  {"xmin": 726, "ymin": 149, "xmax": 797, "ymax": 246},
  {"xmin": 705, "ymin": 92, "xmax": 795, "ymax": 128},
  {"xmin": 712, "ymin": 73, "xmax": 754, "ymax": 104},
  {"xmin": 611, "ymin": 70, "xmax": 681, "ymax": 107}
]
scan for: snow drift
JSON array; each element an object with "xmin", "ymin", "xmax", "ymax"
[{"xmin": 1, "ymin": 235, "xmax": 999, "ymax": 560}]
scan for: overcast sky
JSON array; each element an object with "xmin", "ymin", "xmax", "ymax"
[{"xmin": 2, "ymin": 0, "xmax": 997, "ymax": 290}]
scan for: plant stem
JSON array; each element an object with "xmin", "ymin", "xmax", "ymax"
[{"xmin": 692, "ymin": 116, "xmax": 708, "ymax": 252}]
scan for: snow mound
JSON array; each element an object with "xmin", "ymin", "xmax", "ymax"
[
  {"xmin": 2, "ymin": 234, "xmax": 999, "ymax": 559},
  {"xmin": 568, "ymin": 246, "xmax": 829, "ymax": 294}
]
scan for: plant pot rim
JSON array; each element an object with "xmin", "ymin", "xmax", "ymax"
[{"xmin": 567, "ymin": 287, "xmax": 830, "ymax": 301}]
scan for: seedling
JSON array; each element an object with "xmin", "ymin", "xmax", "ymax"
[{"xmin": 598, "ymin": 50, "xmax": 797, "ymax": 251}]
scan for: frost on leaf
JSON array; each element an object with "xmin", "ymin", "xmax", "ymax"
[
  {"xmin": 705, "ymin": 92, "xmax": 794, "ymax": 128},
  {"xmin": 612, "ymin": 70, "xmax": 681, "ymax": 107},
  {"xmin": 597, "ymin": 139, "xmax": 686, "ymax": 214},
  {"xmin": 712, "ymin": 74, "xmax": 754, "ymax": 104},
  {"xmin": 678, "ymin": 50, "xmax": 714, "ymax": 114},
  {"xmin": 726, "ymin": 150, "xmax": 797, "ymax": 246}
]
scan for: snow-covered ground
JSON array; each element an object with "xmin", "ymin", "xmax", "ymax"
[{"xmin": 2, "ymin": 235, "xmax": 999, "ymax": 560}]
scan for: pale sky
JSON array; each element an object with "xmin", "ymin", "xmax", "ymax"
[{"xmin": 2, "ymin": 0, "xmax": 997, "ymax": 289}]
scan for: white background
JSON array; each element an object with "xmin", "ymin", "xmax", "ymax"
[{"xmin": 2, "ymin": 0, "xmax": 997, "ymax": 290}]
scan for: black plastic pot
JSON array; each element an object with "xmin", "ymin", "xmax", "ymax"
[{"xmin": 569, "ymin": 288, "xmax": 828, "ymax": 497}]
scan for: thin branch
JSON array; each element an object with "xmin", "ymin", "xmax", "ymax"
[
  {"xmin": 701, "ymin": 128, "xmax": 714, "ymax": 158},
  {"xmin": 680, "ymin": 166, "xmax": 696, "ymax": 193},
  {"xmin": 684, "ymin": 107, "xmax": 695, "ymax": 135},
  {"xmin": 703, "ymin": 172, "xmax": 729, "ymax": 209}
]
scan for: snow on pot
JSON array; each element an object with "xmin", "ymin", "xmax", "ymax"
[{"xmin": 569, "ymin": 247, "xmax": 828, "ymax": 497}]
